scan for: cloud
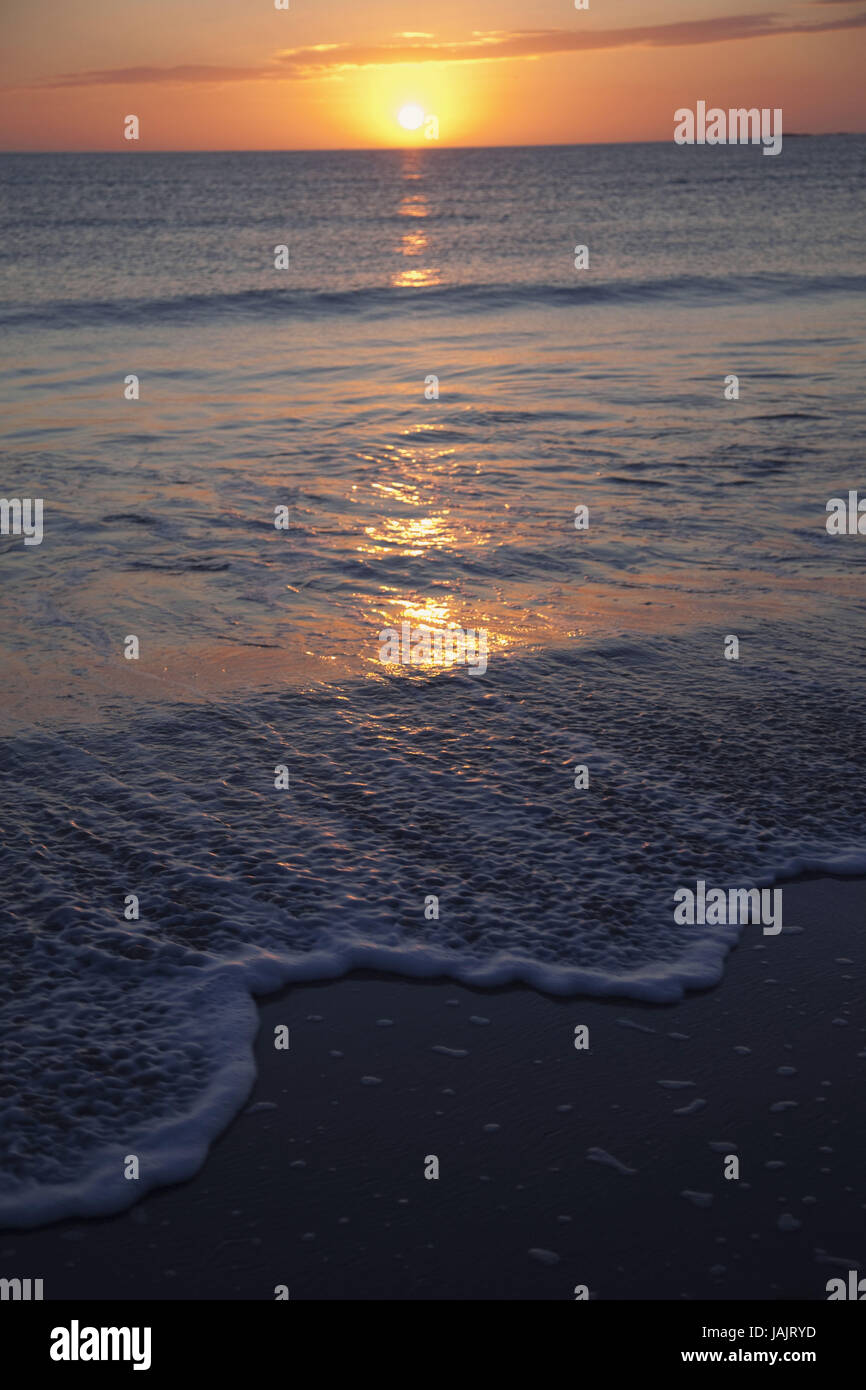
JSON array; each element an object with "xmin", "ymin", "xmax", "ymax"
[
  {"xmin": 21, "ymin": 9, "xmax": 866, "ymax": 90},
  {"xmin": 30, "ymin": 64, "xmax": 269, "ymax": 88}
]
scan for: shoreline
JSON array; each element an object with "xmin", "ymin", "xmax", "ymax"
[{"xmin": 2, "ymin": 872, "xmax": 863, "ymax": 1300}]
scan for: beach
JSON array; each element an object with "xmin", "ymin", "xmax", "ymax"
[{"xmin": 2, "ymin": 872, "xmax": 862, "ymax": 1300}]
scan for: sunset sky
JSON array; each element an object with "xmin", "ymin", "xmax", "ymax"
[{"xmin": 1, "ymin": 0, "xmax": 865, "ymax": 150}]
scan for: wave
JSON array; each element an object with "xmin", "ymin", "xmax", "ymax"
[
  {"xmin": 3, "ymin": 272, "xmax": 864, "ymax": 331},
  {"xmin": 1, "ymin": 629, "xmax": 864, "ymax": 1226}
]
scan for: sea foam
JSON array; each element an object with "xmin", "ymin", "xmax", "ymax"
[{"xmin": 1, "ymin": 636, "xmax": 863, "ymax": 1227}]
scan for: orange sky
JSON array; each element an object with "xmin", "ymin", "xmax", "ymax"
[{"xmin": 1, "ymin": 0, "xmax": 864, "ymax": 150}]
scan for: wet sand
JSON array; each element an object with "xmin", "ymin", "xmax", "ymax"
[{"xmin": 2, "ymin": 873, "xmax": 863, "ymax": 1300}]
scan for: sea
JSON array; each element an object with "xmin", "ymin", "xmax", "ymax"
[{"xmin": 1, "ymin": 138, "xmax": 865, "ymax": 1224}]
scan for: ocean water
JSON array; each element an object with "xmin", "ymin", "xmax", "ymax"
[{"xmin": 1, "ymin": 140, "xmax": 865, "ymax": 1225}]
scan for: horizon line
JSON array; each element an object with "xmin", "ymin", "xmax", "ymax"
[{"xmin": 1, "ymin": 131, "xmax": 860, "ymax": 156}]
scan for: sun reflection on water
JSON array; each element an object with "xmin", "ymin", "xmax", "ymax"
[{"xmin": 391, "ymin": 172, "xmax": 442, "ymax": 287}]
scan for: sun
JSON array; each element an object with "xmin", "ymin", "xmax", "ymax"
[{"xmin": 397, "ymin": 104, "xmax": 425, "ymax": 132}]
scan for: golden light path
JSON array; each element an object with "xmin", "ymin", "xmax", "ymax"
[
  {"xmin": 357, "ymin": 462, "xmax": 515, "ymax": 677},
  {"xmin": 391, "ymin": 179, "xmax": 442, "ymax": 288}
]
